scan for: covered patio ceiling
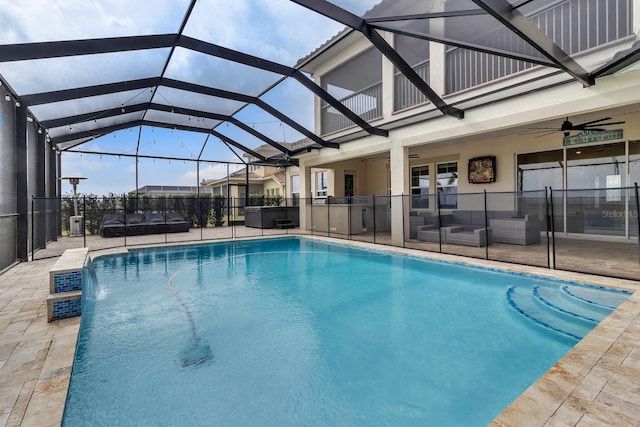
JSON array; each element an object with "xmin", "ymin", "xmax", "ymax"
[{"xmin": 0, "ymin": 0, "xmax": 638, "ymax": 166}]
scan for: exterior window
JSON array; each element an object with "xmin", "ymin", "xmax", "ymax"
[
  {"xmin": 411, "ymin": 165, "xmax": 430, "ymax": 209},
  {"xmin": 437, "ymin": 162, "xmax": 458, "ymax": 209},
  {"xmin": 567, "ymin": 143, "xmax": 625, "ymax": 191},
  {"xmin": 517, "ymin": 150, "xmax": 564, "ymax": 191},
  {"xmin": 291, "ymin": 175, "xmax": 300, "ymax": 205},
  {"xmin": 316, "ymin": 171, "xmax": 327, "ymax": 197}
]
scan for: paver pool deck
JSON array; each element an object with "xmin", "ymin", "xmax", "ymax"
[{"xmin": 1, "ymin": 234, "xmax": 639, "ymax": 426}]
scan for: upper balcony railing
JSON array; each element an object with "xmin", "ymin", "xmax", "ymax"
[
  {"xmin": 446, "ymin": 0, "xmax": 634, "ymax": 94},
  {"xmin": 394, "ymin": 60, "xmax": 430, "ymax": 112},
  {"xmin": 321, "ymin": 82, "xmax": 383, "ymax": 135}
]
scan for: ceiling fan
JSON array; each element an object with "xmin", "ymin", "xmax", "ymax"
[{"xmin": 523, "ymin": 117, "xmax": 625, "ymax": 137}]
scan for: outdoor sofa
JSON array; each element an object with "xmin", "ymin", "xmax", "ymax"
[
  {"xmin": 412, "ymin": 210, "xmax": 541, "ymax": 246},
  {"xmin": 99, "ymin": 212, "xmax": 190, "ymax": 237}
]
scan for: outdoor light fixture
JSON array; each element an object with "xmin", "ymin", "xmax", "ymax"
[
  {"xmin": 4, "ymin": 94, "xmax": 10, "ymax": 102},
  {"xmin": 121, "ymin": 106, "xmax": 125, "ymax": 113},
  {"xmin": 38, "ymin": 128, "xmax": 42, "ymax": 134},
  {"xmin": 15, "ymin": 101, "xmax": 20, "ymax": 107},
  {"xmin": 27, "ymin": 116, "xmax": 34, "ymax": 122}
]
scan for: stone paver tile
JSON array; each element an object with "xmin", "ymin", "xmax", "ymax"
[
  {"xmin": 601, "ymin": 341, "xmax": 634, "ymax": 365},
  {"xmin": 0, "ymin": 368, "xmax": 40, "ymax": 388},
  {"xmin": 571, "ymin": 366, "xmax": 614, "ymax": 401},
  {"xmin": 6, "ymin": 380, "xmax": 37, "ymax": 427},
  {"xmin": 20, "ymin": 387, "xmax": 68, "ymax": 427},
  {"xmin": 601, "ymin": 373, "xmax": 640, "ymax": 406},
  {"xmin": 575, "ymin": 413, "xmax": 628, "ymax": 427},
  {"xmin": 41, "ymin": 334, "xmax": 77, "ymax": 374},
  {"xmin": 543, "ymin": 400, "xmax": 584, "ymax": 426},
  {"xmin": 491, "ymin": 390, "xmax": 562, "ymax": 427},
  {"xmin": 567, "ymin": 393, "xmax": 639, "ymax": 427},
  {"xmin": 0, "ymin": 342, "xmax": 18, "ymax": 362},
  {"xmin": 0, "ymin": 384, "xmax": 21, "ymax": 416}
]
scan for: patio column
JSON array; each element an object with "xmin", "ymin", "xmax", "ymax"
[
  {"xmin": 429, "ymin": 4, "xmax": 446, "ymax": 96},
  {"xmin": 298, "ymin": 159, "xmax": 311, "ymax": 231},
  {"xmin": 390, "ymin": 141, "xmax": 409, "ymax": 244},
  {"xmin": 381, "ymin": 32, "xmax": 394, "ymax": 119}
]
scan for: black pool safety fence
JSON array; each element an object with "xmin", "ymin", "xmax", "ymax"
[{"xmin": 29, "ymin": 185, "xmax": 640, "ymax": 281}]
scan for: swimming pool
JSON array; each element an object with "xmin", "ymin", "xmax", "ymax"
[{"xmin": 63, "ymin": 237, "xmax": 627, "ymax": 426}]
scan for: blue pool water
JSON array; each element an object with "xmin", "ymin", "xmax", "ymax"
[{"xmin": 63, "ymin": 237, "xmax": 612, "ymax": 426}]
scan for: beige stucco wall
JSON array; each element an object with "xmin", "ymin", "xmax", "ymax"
[{"xmin": 262, "ymin": 179, "xmax": 283, "ymax": 196}]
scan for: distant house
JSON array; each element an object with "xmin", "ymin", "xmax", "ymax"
[
  {"xmin": 201, "ymin": 144, "xmax": 296, "ymax": 216},
  {"xmin": 129, "ymin": 185, "xmax": 212, "ymax": 197}
]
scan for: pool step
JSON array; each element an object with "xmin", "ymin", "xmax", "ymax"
[
  {"xmin": 506, "ymin": 284, "xmax": 631, "ymax": 341},
  {"xmin": 561, "ymin": 284, "xmax": 630, "ymax": 310}
]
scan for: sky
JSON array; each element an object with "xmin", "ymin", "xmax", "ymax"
[{"xmin": 0, "ymin": 0, "xmax": 381, "ymax": 196}]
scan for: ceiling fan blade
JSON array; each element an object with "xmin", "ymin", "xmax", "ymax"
[
  {"xmin": 519, "ymin": 129, "xmax": 558, "ymax": 135},
  {"xmin": 583, "ymin": 121, "xmax": 625, "ymax": 127},
  {"xmin": 533, "ymin": 130, "xmax": 560, "ymax": 138},
  {"xmin": 576, "ymin": 117, "xmax": 611, "ymax": 126}
]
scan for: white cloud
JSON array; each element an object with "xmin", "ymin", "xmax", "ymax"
[{"xmin": 0, "ymin": 0, "xmax": 189, "ymax": 43}]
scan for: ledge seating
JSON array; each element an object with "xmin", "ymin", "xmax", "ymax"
[{"xmin": 99, "ymin": 212, "xmax": 190, "ymax": 237}]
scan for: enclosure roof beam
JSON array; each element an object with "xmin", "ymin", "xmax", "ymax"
[
  {"xmin": 470, "ymin": 0, "xmax": 594, "ymax": 86},
  {"xmin": 0, "ymin": 34, "xmax": 177, "ymax": 62},
  {"xmin": 21, "ymin": 78, "xmax": 161, "ymax": 105},
  {"xmin": 592, "ymin": 44, "xmax": 640, "ymax": 78},
  {"xmin": 369, "ymin": 24, "xmax": 556, "ymax": 67},
  {"xmin": 365, "ymin": 9, "xmax": 486, "ymax": 23},
  {"xmin": 63, "ymin": 149, "xmax": 246, "ymax": 165},
  {"xmin": 209, "ymin": 130, "xmax": 267, "ymax": 161}
]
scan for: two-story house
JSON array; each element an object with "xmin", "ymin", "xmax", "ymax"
[{"xmin": 284, "ymin": 0, "xmax": 640, "ymax": 244}]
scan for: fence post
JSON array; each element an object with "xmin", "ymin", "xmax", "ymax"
[
  {"xmin": 31, "ymin": 196, "xmax": 35, "ymax": 262},
  {"xmin": 549, "ymin": 187, "xmax": 556, "ymax": 270},
  {"xmin": 327, "ymin": 198, "xmax": 330, "ymax": 238},
  {"xmin": 347, "ymin": 199, "xmax": 351, "ymax": 240},
  {"xmin": 310, "ymin": 198, "xmax": 314, "ymax": 236},
  {"xmin": 83, "ymin": 195, "xmax": 86, "ymax": 248},
  {"xmin": 483, "ymin": 190, "xmax": 489, "ymax": 260},
  {"xmin": 123, "ymin": 195, "xmax": 128, "ymax": 246},
  {"xmin": 437, "ymin": 192, "xmax": 442, "ymax": 253},
  {"xmin": 401, "ymin": 195, "xmax": 406, "ymax": 248},
  {"xmin": 635, "ymin": 183, "xmax": 640, "ymax": 266},
  {"xmin": 544, "ymin": 187, "xmax": 550, "ymax": 269},
  {"xmin": 372, "ymin": 195, "xmax": 376, "ymax": 244}
]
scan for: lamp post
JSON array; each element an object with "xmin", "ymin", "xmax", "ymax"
[{"xmin": 60, "ymin": 176, "xmax": 86, "ymax": 237}]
